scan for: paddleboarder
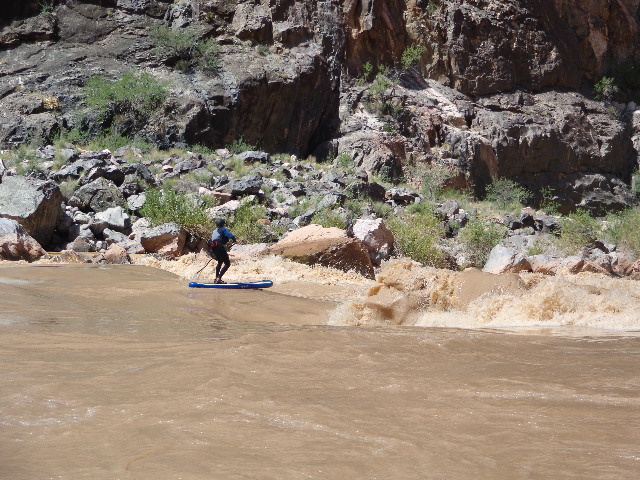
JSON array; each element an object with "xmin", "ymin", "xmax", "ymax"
[{"xmin": 209, "ymin": 218, "xmax": 236, "ymax": 284}]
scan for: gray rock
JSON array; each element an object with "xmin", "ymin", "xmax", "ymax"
[
  {"xmin": 78, "ymin": 165, "xmax": 126, "ymax": 187},
  {"xmin": 68, "ymin": 178, "xmax": 125, "ymax": 213},
  {"xmin": 94, "ymin": 206, "xmax": 131, "ymax": 233},
  {"xmin": 236, "ymin": 151, "xmax": 271, "ymax": 163},
  {"xmin": 102, "ymin": 228, "xmax": 129, "ymax": 246},
  {"xmin": 127, "ymin": 193, "xmax": 147, "ymax": 212},
  {"xmin": 0, "ymin": 176, "xmax": 62, "ymax": 247},
  {"xmin": 345, "ymin": 182, "xmax": 387, "ymax": 202},
  {"xmin": 51, "ymin": 158, "xmax": 107, "ymax": 182},
  {"xmin": 483, "ymin": 244, "xmax": 532, "ymax": 274},
  {"xmin": 436, "ymin": 200, "xmax": 461, "ymax": 218},
  {"xmin": 174, "ymin": 157, "xmax": 204, "ymax": 175},
  {"xmin": 120, "ymin": 163, "xmax": 155, "ymax": 186},
  {"xmin": 353, "ymin": 218, "xmax": 394, "ymax": 266},
  {"xmin": 225, "ymin": 174, "xmax": 263, "ymax": 196}
]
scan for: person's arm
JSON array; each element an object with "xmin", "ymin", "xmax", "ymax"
[{"xmin": 224, "ymin": 227, "xmax": 236, "ymax": 241}]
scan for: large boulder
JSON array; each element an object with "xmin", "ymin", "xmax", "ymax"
[
  {"xmin": 352, "ymin": 218, "xmax": 394, "ymax": 266},
  {"xmin": 137, "ymin": 222, "xmax": 187, "ymax": 257},
  {"xmin": 0, "ymin": 175, "xmax": 62, "ymax": 247},
  {"xmin": 93, "ymin": 206, "xmax": 131, "ymax": 233},
  {"xmin": 0, "ymin": 218, "xmax": 46, "ymax": 261},
  {"xmin": 267, "ymin": 224, "xmax": 374, "ymax": 278},
  {"xmin": 68, "ymin": 178, "xmax": 125, "ymax": 213}
]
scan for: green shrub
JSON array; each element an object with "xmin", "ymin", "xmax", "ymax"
[
  {"xmin": 357, "ymin": 61, "xmax": 374, "ymax": 85},
  {"xmin": 605, "ymin": 208, "xmax": 640, "ymax": 256},
  {"xmin": 387, "ymin": 207, "xmax": 446, "ymax": 267},
  {"xmin": 83, "ymin": 71, "xmax": 168, "ymax": 131},
  {"xmin": 56, "ymin": 128, "xmax": 151, "ymax": 153},
  {"xmin": 539, "ymin": 186, "xmax": 560, "ymax": 214},
  {"xmin": 631, "ymin": 170, "xmax": 640, "ymax": 197},
  {"xmin": 312, "ymin": 208, "xmax": 348, "ymax": 229},
  {"xmin": 152, "ymin": 26, "xmax": 220, "ymax": 74},
  {"xmin": 421, "ymin": 165, "xmax": 456, "ymax": 200},
  {"xmin": 371, "ymin": 201, "xmax": 393, "ymax": 218},
  {"xmin": 365, "ymin": 66, "xmax": 401, "ymax": 117},
  {"xmin": 458, "ymin": 218, "xmax": 506, "ymax": 267},
  {"xmin": 140, "ymin": 187, "xmax": 215, "ymax": 238},
  {"xmin": 227, "ymin": 136, "xmax": 257, "ymax": 154},
  {"xmin": 401, "ymin": 44, "xmax": 426, "ymax": 70},
  {"xmin": 39, "ymin": 0, "xmax": 55, "ymax": 13},
  {"xmin": 484, "ymin": 178, "xmax": 530, "ymax": 211},
  {"xmin": 336, "ymin": 153, "xmax": 353, "ymax": 168},
  {"xmin": 555, "ymin": 210, "xmax": 600, "ymax": 254},
  {"xmin": 426, "ymin": 1, "xmax": 438, "ymax": 14},
  {"xmin": 594, "ymin": 76, "xmax": 619, "ymax": 101},
  {"xmin": 230, "ymin": 201, "xmax": 268, "ymax": 244},
  {"xmin": 59, "ymin": 180, "xmax": 78, "ymax": 201}
]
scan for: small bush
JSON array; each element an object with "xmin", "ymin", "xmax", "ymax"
[
  {"xmin": 539, "ymin": 186, "xmax": 560, "ymax": 214},
  {"xmin": 312, "ymin": 208, "xmax": 348, "ymax": 229},
  {"xmin": 401, "ymin": 44, "xmax": 426, "ymax": 70},
  {"xmin": 484, "ymin": 178, "xmax": 530, "ymax": 211},
  {"xmin": 357, "ymin": 61, "xmax": 374, "ymax": 85},
  {"xmin": 83, "ymin": 71, "xmax": 168, "ymax": 131},
  {"xmin": 227, "ymin": 136, "xmax": 257, "ymax": 154},
  {"xmin": 59, "ymin": 180, "xmax": 78, "ymax": 201},
  {"xmin": 421, "ymin": 165, "xmax": 456, "ymax": 200},
  {"xmin": 39, "ymin": 0, "xmax": 55, "ymax": 13},
  {"xmin": 336, "ymin": 153, "xmax": 353, "ymax": 168},
  {"xmin": 594, "ymin": 76, "xmax": 619, "ymax": 101},
  {"xmin": 140, "ymin": 187, "xmax": 215, "ymax": 238},
  {"xmin": 426, "ymin": 1, "xmax": 438, "ymax": 15},
  {"xmin": 387, "ymin": 207, "xmax": 447, "ymax": 267},
  {"xmin": 555, "ymin": 210, "xmax": 600, "ymax": 255},
  {"xmin": 56, "ymin": 128, "xmax": 151, "ymax": 153},
  {"xmin": 152, "ymin": 26, "xmax": 220, "ymax": 74},
  {"xmin": 230, "ymin": 201, "xmax": 268, "ymax": 244},
  {"xmin": 458, "ymin": 218, "xmax": 506, "ymax": 267},
  {"xmin": 371, "ymin": 201, "xmax": 393, "ymax": 218},
  {"xmin": 605, "ymin": 208, "xmax": 640, "ymax": 256}
]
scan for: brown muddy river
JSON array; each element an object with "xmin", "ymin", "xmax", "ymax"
[{"xmin": 1, "ymin": 263, "xmax": 639, "ymax": 479}]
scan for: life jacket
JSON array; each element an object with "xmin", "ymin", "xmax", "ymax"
[{"xmin": 209, "ymin": 228, "xmax": 224, "ymax": 248}]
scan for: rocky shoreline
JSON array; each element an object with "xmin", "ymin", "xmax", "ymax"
[{"xmin": 2, "ymin": 141, "xmax": 640, "ymax": 282}]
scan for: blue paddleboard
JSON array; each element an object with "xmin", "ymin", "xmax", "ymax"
[{"xmin": 188, "ymin": 280, "xmax": 273, "ymax": 289}]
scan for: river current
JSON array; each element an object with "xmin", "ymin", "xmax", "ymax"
[{"xmin": 1, "ymin": 260, "xmax": 639, "ymax": 479}]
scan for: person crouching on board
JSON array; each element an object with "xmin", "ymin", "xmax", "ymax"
[{"xmin": 209, "ymin": 218, "xmax": 236, "ymax": 284}]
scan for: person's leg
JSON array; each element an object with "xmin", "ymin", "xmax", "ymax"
[
  {"xmin": 218, "ymin": 258, "xmax": 231, "ymax": 279},
  {"xmin": 215, "ymin": 260, "xmax": 223, "ymax": 279},
  {"xmin": 216, "ymin": 248, "xmax": 231, "ymax": 281}
]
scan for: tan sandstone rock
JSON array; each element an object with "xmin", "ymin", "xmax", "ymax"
[{"xmin": 267, "ymin": 224, "xmax": 374, "ymax": 278}]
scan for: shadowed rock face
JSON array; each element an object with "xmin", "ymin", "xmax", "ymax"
[
  {"xmin": 0, "ymin": 0, "xmax": 638, "ymax": 212},
  {"xmin": 0, "ymin": 176, "xmax": 62, "ymax": 247}
]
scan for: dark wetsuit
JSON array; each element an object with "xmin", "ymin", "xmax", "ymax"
[{"xmin": 209, "ymin": 226, "xmax": 236, "ymax": 280}]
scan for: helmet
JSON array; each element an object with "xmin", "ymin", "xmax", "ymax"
[{"xmin": 215, "ymin": 218, "xmax": 226, "ymax": 227}]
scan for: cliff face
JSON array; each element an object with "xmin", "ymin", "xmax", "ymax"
[{"xmin": 1, "ymin": 0, "xmax": 638, "ymax": 211}]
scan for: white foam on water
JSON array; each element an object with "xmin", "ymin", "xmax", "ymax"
[{"xmin": 331, "ymin": 259, "xmax": 640, "ymax": 332}]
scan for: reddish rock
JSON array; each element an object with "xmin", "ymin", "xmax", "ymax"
[
  {"xmin": 0, "ymin": 218, "xmax": 46, "ymax": 261},
  {"xmin": 104, "ymin": 244, "xmax": 131, "ymax": 264},
  {"xmin": 267, "ymin": 224, "xmax": 374, "ymax": 278}
]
